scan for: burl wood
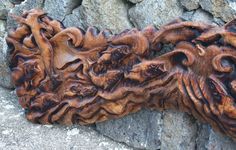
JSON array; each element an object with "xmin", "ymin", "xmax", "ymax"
[{"xmin": 6, "ymin": 9, "xmax": 236, "ymax": 140}]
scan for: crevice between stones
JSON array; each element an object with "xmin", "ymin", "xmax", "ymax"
[{"xmin": 124, "ymin": 0, "xmax": 136, "ymax": 28}]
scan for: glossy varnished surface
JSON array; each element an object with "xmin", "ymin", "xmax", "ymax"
[{"xmin": 7, "ymin": 9, "xmax": 236, "ymax": 140}]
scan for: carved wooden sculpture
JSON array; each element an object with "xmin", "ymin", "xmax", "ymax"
[{"xmin": 6, "ymin": 9, "xmax": 236, "ymax": 140}]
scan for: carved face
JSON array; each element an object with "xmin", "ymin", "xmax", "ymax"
[{"xmin": 7, "ymin": 9, "xmax": 236, "ymax": 140}]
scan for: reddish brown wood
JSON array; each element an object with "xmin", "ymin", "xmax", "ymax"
[{"xmin": 7, "ymin": 9, "xmax": 236, "ymax": 140}]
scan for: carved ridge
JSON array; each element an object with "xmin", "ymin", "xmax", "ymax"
[{"xmin": 6, "ymin": 9, "xmax": 236, "ymax": 140}]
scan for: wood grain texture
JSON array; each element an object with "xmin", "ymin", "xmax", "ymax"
[{"xmin": 6, "ymin": 9, "xmax": 236, "ymax": 140}]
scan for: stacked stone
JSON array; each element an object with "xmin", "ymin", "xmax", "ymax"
[{"xmin": 1, "ymin": 0, "xmax": 236, "ymax": 149}]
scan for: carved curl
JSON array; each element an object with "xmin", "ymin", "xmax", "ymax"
[{"xmin": 7, "ymin": 9, "xmax": 236, "ymax": 140}]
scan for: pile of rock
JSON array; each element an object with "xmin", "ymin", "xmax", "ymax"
[{"xmin": 0, "ymin": 0, "xmax": 236, "ymax": 149}]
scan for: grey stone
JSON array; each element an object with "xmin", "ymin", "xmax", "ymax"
[
  {"xmin": 200, "ymin": 0, "xmax": 236, "ymax": 22},
  {"xmin": 181, "ymin": 11, "xmax": 195, "ymax": 21},
  {"xmin": 161, "ymin": 111, "xmax": 198, "ymax": 150},
  {"xmin": 213, "ymin": 17, "xmax": 225, "ymax": 26},
  {"xmin": 181, "ymin": 9, "xmax": 213, "ymax": 24},
  {"xmin": 43, "ymin": 0, "xmax": 82, "ymax": 21},
  {"xmin": 7, "ymin": 0, "xmax": 44, "ymax": 30},
  {"xmin": 0, "ymin": 87, "xmax": 131, "ymax": 150},
  {"xmin": 127, "ymin": 0, "xmax": 143, "ymax": 4},
  {"xmin": 195, "ymin": 124, "xmax": 210, "ymax": 150},
  {"xmin": 96, "ymin": 109, "xmax": 162, "ymax": 150},
  {"xmin": 0, "ymin": 34, "xmax": 12, "ymax": 89},
  {"xmin": 0, "ymin": 0, "xmax": 14, "ymax": 20},
  {"xmin": 62, "ymin": 7, "xmax": 84, "ymax": 29},
  {"xmin": 191, "ymin": 9, "xmax": 213, "ymax": 24},
  {"xmin": 194, "ymin": 122, "xmax": 236, "ymax": 150},
  {"xmin": 128, "ymin": 0, "xmax": 184, "ymax": 29},
  {"xmin": 79, "ymin": 0, "xmax": 133, "ymax": 33},
  {"xmin": 0, "ymin": 9, "xmax": 8, "ymax": 20},
  {"xmin": 180, "ymin": 0, "xmax": 199, "ymax": 10},
  {"xmin": 0, "ymin": 20, "xmax": 6, "ymax": 36},
  {"xmin": 0, "ymin": 20, "xmax": 13, "ymax": 89},
  {"xmin": 206, "ymin": 129, "xmax": 236, "ymax": 150}
]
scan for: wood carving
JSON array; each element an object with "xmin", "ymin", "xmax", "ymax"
[{"xmin": 6, "ymin": 9, "xmax": 236, "ymax": 140}]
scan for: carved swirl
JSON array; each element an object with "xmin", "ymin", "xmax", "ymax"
[{"xmin": 7, "ymin": 9, "xmax": 236, "ymax": 140}]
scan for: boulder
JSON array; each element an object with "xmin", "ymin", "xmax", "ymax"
[
  {"xmin": 43, "ymin": 0, "xmax": 82, "ymax": 21},
  {"xmin": 200, "ymin": 0, "xmax": 236, "ymax": 22},
  {"xmin": 96, "ymin": 109, "xmax": 162, "ymax": 149},
  {"xmin": 180, "ymin": 0, "xmax": 199, "ymax": 11},
  {"xmin": 128, "ymin": 0, "xmax": 184, "ymax": 29},
  {"xmin": 78, "ymin": 0, "xmax": 133, "ymax": 33}
]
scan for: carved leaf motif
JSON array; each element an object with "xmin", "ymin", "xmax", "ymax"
[{"xmin": 7, "ymin": 9, "xmax": 236, "ymax": 140}]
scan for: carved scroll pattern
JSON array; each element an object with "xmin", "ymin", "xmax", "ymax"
[{"xmin": 6, "ymin": 9, "xmax": 236, "ymax": 140}]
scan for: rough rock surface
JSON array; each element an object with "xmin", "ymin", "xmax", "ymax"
[
  {"xmin": 43, "ymin": 0, "xmax": 82, "ymax": 21},
  {"xmin": 182, "ymin": 9, "xmax": 214, "ymax": 24},
  {"xmin": 0, "ymin": 1, "xmax": 14, "ymax": 20},
  {"xmin": 195, "ymin": 124, "xmax": 211, "ymax": 150},
  {"xmin": 1, "ymin": 0, "xmax": 236, "ymax": 149},
  {"xmin": 200, "ymin": 0, "xmax": 236, "ymax": 22},
  {"xmin": 62, "ymin": 7, "xmax": 84, "ymax": 29},
  {"xmin": 0, "ymin": 19, "xmax": 12, "ymax": 89},
  {"xmin": 128, "ymin": 0, "xmax": 184, "ymax": 29},
  {"xmin": 180, "ymin": 0, "xmax": 199, "ymax": 10},
  {"xmin": 0, "ymin": 87, "xmax": 131, "ymax": 149},
  {"xmin": 96, "ymin": 109, "xmax": 162, "ymax": 150},
  {"xmin": 206, "ymin": 129, "xmax": 236, "ymax": 149},
  {"xmin": 160, "ymin": 111, "xmax": 197, "ymax": 150},
  {"xmin": 78, "ymin": 0, "xmax": 133, "ymax": 33},
  {"xmin": 0, "ymin": 32, "xmax": 12, "ymax": 89}
]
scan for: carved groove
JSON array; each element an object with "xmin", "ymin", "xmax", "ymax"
[{"xmin": 7, "ymin": 9, "xmax": 236, "ymax": 140}]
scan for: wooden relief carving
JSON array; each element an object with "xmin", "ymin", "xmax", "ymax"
[{"xmin": 7, "ymin": 9, "xmax": 236, "ymax": 140}]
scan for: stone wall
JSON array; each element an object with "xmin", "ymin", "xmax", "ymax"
[{"xmin": 0, "ymin": 0, "xmax": 236, "ymax": 149}]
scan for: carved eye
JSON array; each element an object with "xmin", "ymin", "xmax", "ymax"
[
  {"xmin": 37, "ymin": 16, "xmax": 43, "ymax": 23},
  {"xmin": 25, "ymin": 65, "xmax": 35, "ymax": 78},
  {"xmin": 31, "ymin": 99, "xmax": 57, "ymax": 113},
  {"xmin": 111, "ymin": 50, "xmax": 123, "ymax": 60},
  {"xmin": 146, "ymin": 64, "xmax": 163, "ymax": 76},
  {"xmin": 221, "ymin": 58, "xmax": 232, "ymax": 68},
  {"xmin": 111, "ymin": 47, "xmax": 129, "ymax": 61},
  {"xmin": 111, "ymin": 50, "xmax": 125, "ymax": 61},
  {"xmin": 70, "ymin": 86, "xmax": 77, "ymax": 93},
  {"xmin": 207, "ymin": 78, "xmax": 222, "ymax": 103},
  {"xmin": 43, "ymin": 100, "xmax": 57, "ymax": 111}
]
